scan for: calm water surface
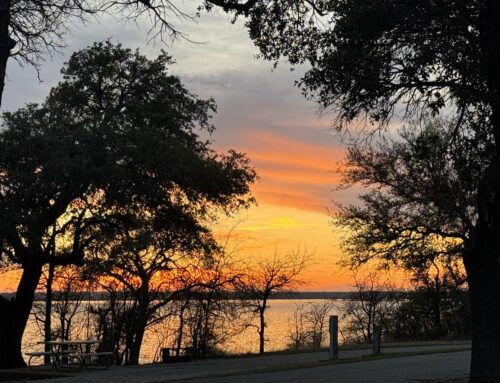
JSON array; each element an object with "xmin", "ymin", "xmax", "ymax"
[{"xmin": 23, "ymin": 299, "xmax": 346, "ymax": 364}]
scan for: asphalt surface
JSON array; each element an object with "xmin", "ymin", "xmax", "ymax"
[
  {"xmin": 194, "ymin": 351, "xmax": 470, "ymax": 383},
  {"xmin": 7, "ymin": 342, "xmax": 471, "ymax": 383}
]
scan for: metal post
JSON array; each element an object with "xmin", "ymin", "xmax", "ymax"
[
  {"xmin": 329, "ymin": 315, "xmax": 339, "ymax": 360},
  {"xmin": 372, "ymin": 327, "xmax": 381, "ymax": 356}
]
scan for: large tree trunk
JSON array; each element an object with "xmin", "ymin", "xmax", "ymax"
[
  {"xmin": 464, "ymin": 231, "xmax": 500, "ymax": 383},
  {"xmin": 128, "ymin": 319, "xmax": 147, "ymax": 365},
  {"xmin": 470, "ymin": 2, "xmax": 500, "ymax": 381},
  {"xmin": 0, "ymin": 0, "xmax": 14, "ymax": 108},
  {"xmin": 0, "ymin": 265, "xmax": 42, "ymax": 369},
  {"xmin": 465, "ymin": 153, "xmax": 500, "ymax": 383},
  {"xmin": 0, "ymin": 299, "xmax": 26, "ymax": 368},
  {"xmin": 127, "ymin": 298, "xmax": 149, "ymax": 365}
]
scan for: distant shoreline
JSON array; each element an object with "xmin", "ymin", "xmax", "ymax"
[
  {"xmin": 0, "ymin": 291, "xmax": 395, "ymax": 301},
  {"xmin": 3, "ymin": 290, "xmax": 469, "ymax": 302}
]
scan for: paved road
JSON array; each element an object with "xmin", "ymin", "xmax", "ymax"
[
  {"xmin": 195, "ymin": 351, "xmax": 470, "ymax": 383},
  {"xmin": 23, "ymin": 343, "xmax": 470, "ymax": 383}
]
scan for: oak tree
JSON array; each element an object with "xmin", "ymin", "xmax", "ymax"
[
  {"xmin": 238, "ymin": 2, "xmax": 500, "ymax": 381},
  {"xmin": 0, "ymin": 41, "xmax": 255, "ymax": 368},
  {"xmin": 336, "ymin": 118, "xmax": 488, "ymax": 378}
]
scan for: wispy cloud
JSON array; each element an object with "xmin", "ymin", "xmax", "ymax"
[{"xmin": 237, "ymin": 130, "xmax": 344, "ymax": 213}]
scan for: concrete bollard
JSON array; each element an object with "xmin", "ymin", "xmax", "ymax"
[{"xmin": 329, "ymin": 315, "xmax": 339, "ymax": 360}]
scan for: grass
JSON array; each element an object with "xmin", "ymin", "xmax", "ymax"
[
  {"xmin": 153, "ymin": 346, "xmax": 471, "ymax": 383},
  {"xmin": 204, "ymin": 339, "xmax": 471, "ymax": 360},
  {"xmin": 417, "ymin": 378, "xmax": 469, "ymax": 383}
]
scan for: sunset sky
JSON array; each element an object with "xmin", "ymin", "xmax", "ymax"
[{"xmin": 2, "ymin": 10, "xmax": 364, "ymax": 291}]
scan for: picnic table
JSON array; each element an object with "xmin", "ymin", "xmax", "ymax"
[{"xmin": 25, "ymin": 339, "xmax": 113, "ymax": 370}]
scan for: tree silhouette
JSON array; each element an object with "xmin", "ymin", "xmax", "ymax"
[
  {"xmin": 236, "ymin": 2, "xmax": 500, "ymax": 380},
  {"xmin": 238, "ymin": 249, "xmax": 310, "ymax": 354},
  {"xmin": 0, "ymin": 41, "xmax": 255, "ymax": 368},
  {"xmin": 336, "ymin": 117, "xmax": 489, "ymax": 378},
  {"xmin": 341, "ymin": 273, "xmax": 397, "ymax": 344},
  {"xmin": 85, "ymin": 207, "xmax": 218, "ymax": 365}
]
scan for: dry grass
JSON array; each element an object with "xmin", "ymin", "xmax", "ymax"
[{"xmin": 420, "ymin": 378, "xmax": 468, "ymax": 383}]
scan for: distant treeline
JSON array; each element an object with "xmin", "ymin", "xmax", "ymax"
[{"xmin": 1, "ymin": 290, "xmax": 447, "ymax": 302}]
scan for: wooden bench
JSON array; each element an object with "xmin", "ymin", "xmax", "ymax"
[{"xmin": 161, "ymin": 348, "xmax": 193, "ymax": 363}]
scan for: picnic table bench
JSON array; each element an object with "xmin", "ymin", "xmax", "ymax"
[
  {"xmin": 66, "ymin": 351, "xmax": 114, "ymax": 369},
  {"xmin": 25, "ymin": 350, "xmax": 72, "ymax": 369},
  {"xmin": 26, "ymin": 340, "xmax": 113, "ymax": 370}
]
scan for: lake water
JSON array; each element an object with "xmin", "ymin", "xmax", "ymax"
[{"xmin": 22, "ymin": 299, "xmax": 346, "ymax": 364}]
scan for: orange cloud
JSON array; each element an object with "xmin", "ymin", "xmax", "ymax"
[{"xmin": 237, "ymin": 129, "xmax": 345, "ymax": 213}]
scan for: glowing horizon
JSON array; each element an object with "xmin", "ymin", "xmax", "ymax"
[{"xmin": 0, "ymin": 11, "xmax": 388, "ymax": 293}]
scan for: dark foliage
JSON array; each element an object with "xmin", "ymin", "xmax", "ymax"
[
  {"xmin": 239, "ymin": 3, "xmax": 500, "ymax": 380},
  {"xmin": 0, "ymin": 41, "xmax": 255, "ymax": 368},
  {"xmin": 385, "ymin": 260, "xmax": 470, "ymax": 341}
]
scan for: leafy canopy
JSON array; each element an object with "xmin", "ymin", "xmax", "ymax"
[
  {"xmin": 335, "ymin": 117, "xmax": 491, "ymax": 270},
  {"xmin": 240, "ymin": 1, "xmax": 491, "ymax": 130},
  {"xmin": 0, "ymin": 41, "xmax": 256, "ymax": 270}
]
